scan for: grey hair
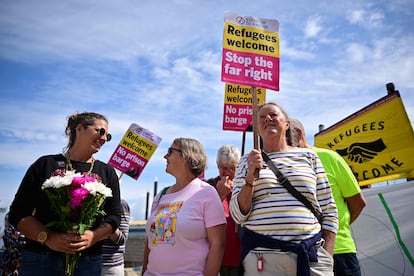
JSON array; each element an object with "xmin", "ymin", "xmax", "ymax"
[
  {"xmin": 216, "ymin": 144, "xmax": 241, "ymax": 166},
  {"xmin": 173, "ymin": 138, "xmax": 207, "ymax": 177},
  {"xmin": 288, "ymin": 118, "xmax": 305, "ymax": 147}
]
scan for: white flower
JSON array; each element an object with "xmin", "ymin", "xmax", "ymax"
[
  {"xmin": 42, "ymin": 171, "xmax": 83, "ymax": 189},
  {"xmin": 83, "ymin": 181, "xmax": 113, "ymax": 197}
]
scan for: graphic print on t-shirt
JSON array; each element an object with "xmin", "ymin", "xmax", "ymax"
[{"xmin": 150, "ymin": 201, "xmax": 183, "ymax": 246}]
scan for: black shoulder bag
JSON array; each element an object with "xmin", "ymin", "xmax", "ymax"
[
  {"xmin": 157, "ymin": 186, "xmax": 170, "ymax": 204},
  {"xmin": 261, "ymin": 151, "xmax": 323, "ymax": 223}
]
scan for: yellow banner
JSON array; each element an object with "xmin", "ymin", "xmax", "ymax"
[{"xmin": 314, "ymin": 92, "xmax": 414, "ymax": 186}]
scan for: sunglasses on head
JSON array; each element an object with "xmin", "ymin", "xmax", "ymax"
[{"xmin": 93, "ymin": 127, "xmax": 112, "ymax": 141}]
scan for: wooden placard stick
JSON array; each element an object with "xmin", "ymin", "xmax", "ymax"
[{"xmin": 251, "ymin": 86, "xmax": 260, "ymax": 178}]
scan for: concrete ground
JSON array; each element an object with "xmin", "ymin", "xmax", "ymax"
[{"xmin": 124, "ymin": 267, "xmax": 141, "ymax": 276}]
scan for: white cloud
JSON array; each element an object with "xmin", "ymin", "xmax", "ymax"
[
  {"xmin": 347, "ymin": 8, "xmax": 384, "ymax": 29},
  {"xmin": 348, "ymin": 9, "xmax": 366, "ymax": 24},
  {"xmin": 346, "ymin": 43, "xmax": 369, "ymax": 63},
  {"xmin": 280, "ymin": 40, "xmax": 315, "ymax": 61},
  {"xmin": 304, "ymin": 15, "xmax": 323, "ymax": 38}
]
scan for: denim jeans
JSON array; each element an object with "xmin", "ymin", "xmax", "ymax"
[
  {"xmin": 220, "ymin": 265, "xmax": 238, "ymax": 276},
  {"xmin": 19, "ymin": 250, "xmax": 102, "ymax": 276},
  {"xmin": 333, "ymin": 253, "xmax": 361, "ymax": 276}
]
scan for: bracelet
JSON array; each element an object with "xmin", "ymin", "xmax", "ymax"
[{"xmin": 245, "ymin": 180, "xmax": 254, "ymax": 188}]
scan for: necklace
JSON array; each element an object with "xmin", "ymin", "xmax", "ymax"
[{"xmin": 66, "ymin": 154, "xmax": 95, "ymax": 175}]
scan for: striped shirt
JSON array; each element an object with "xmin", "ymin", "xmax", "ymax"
[
  {"xmin": 102, "ymin": 199, "xmax": 130, "ymax": 267},
  {"xmin": 230, "ymin": 148, "xmax": 338, "ymax": 243}
]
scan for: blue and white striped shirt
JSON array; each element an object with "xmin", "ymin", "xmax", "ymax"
[
  {"xmin": 102, "ymin": 199, "xmax": 130, "ymax": 267},
  {"xmin": 230, "ymin": 148, "xmax": 338, "ymax": 243}
]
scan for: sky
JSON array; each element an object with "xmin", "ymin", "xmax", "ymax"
[{"xmin": 1, "ymin": 0, "xmax": 413, "ymax": 221}]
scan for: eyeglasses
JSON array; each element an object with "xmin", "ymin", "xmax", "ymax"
[
  {"xmin": 93, "ymin": 127, "xmax": 112, "ymax": 142},
  {"xmin": 167, "ymin": 147, "xmax": 181, "ymax": 156}
]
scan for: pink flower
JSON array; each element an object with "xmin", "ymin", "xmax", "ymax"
[
  {"xmin": 70, "ymin": 187, "xmax": 89, "ymax": 210},
  {"xmin": 71, "ymin": 176, "xmax": 90, "ymax": 186},
  {"xmin": 72, "ymin": 176, "xmax": 94, "ymax": 186},
  {"xmin": 71, "ymin": 177, "xmax": 84, "ymax": 188}
]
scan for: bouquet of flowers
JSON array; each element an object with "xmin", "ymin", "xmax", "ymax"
[{"xmin": 42, "ymin": 170, "xmax": 112, "ymax": 276}]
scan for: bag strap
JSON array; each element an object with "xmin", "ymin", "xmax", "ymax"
[
  {"xmin": 157, "ymin": 186, "xmax": 170, "ymax": 204},
  {"xmin": 261, "ymin": 151, "xmax": 323, "ymax": 222}
]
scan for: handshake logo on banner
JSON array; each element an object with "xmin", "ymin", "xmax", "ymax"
[{"xmin": 337, "ymin": 139, "xmax": 387, "ymax": 164}]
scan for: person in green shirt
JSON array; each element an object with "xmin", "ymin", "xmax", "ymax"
[{"xmin": 289, "ymin": 118, "xmax": 366, "ymax": 276}]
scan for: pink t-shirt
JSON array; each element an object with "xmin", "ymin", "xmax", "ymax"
[{"xmin": 145, "ymin": 178, "xmax": 226, "ymax": 275}]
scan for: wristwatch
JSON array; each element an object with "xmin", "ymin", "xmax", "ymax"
[{"xmin": 37, "ymin": 230, "xmax": 48, "ymax": 244}]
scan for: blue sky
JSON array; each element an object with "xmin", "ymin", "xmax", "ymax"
[{"xmin": 1, "ymin": 0, "xmax": 413, "ymax": 220}]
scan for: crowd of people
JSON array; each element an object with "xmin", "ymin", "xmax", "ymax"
[{"xmin": 1, "ymin": 103, "xmax": 367, "ymax": 276}]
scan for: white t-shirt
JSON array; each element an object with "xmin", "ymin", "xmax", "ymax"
[{"xmin": 145, "ymin": 178, "xmax": 226, "ymax": 275}]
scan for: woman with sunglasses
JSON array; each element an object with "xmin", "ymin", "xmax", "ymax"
[
  {"xmin": 143, "ymin": 138, "xmax": 226, "ymax": 276},
  {"xmin": 8, "ymin": 112, "xmax": 121, "ymax": 276}
]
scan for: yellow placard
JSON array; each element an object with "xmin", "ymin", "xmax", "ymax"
[
  {"xmin": 108, "ymin": 123, "xmax": 162, "ymax": 180},
  {"xmin": 222, "ymin": 84, "xmax": 267, "ymax": 131},
  {"xmin": 223, "ymin": 22, "xmax": 280, "ymax": 57},
  {"xmin": 221, "ymin": 13, "xmax": 280, "ymax": 91},
  {"xmin": 224, "ymin": 84, "xmax": 266, "ymax": 105},
  {"xmin": 121, "ymin": 130, "xmax": 157, "ymax": 158}
]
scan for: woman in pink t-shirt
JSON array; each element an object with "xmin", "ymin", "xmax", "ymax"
[{"xmin": 143, "ymin": 138, "xmax": 226, "ymax": 276}]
